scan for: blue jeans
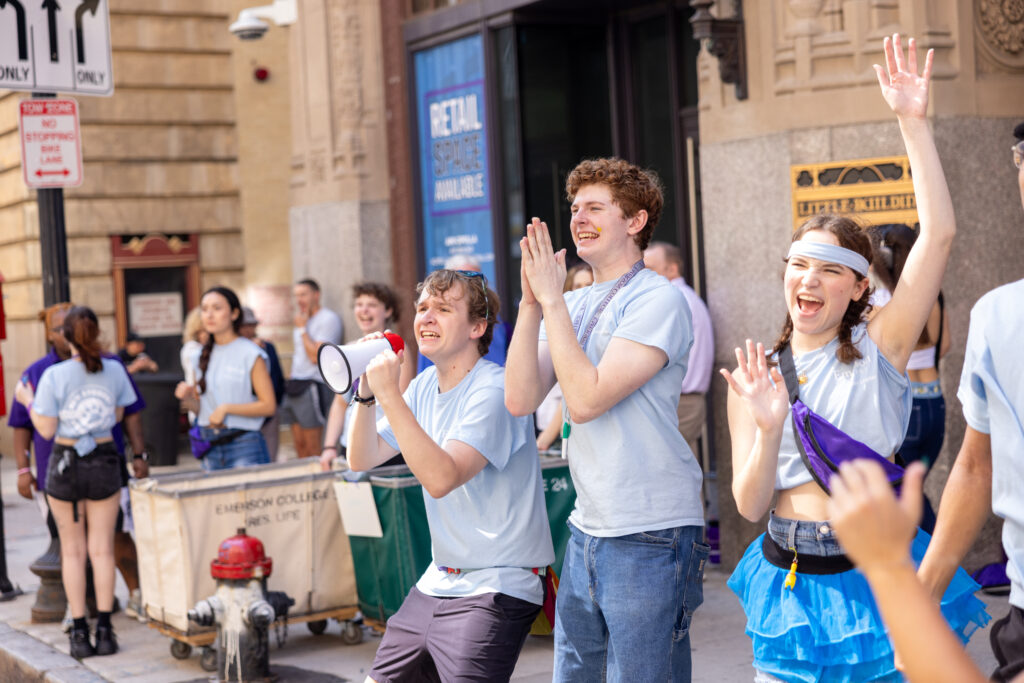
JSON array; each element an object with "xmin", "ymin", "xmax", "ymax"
[
  {"xmin": 200, "ymin": 429, "xmax": 270, "ymax": 471},
  {"xmin": 553, "ymin": 523, "xmax": 709, "ymax": 682},
  {"xmin": 901, "ymin": 381, "xmax": 945, "ymax": 533}
]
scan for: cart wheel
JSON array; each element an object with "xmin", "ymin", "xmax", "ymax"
[
  {"xmin": 340, "ymin": 620, "xmax": 364, "ymax": 645},
  {"xmin": 307, "ymin": 619, "xmax": 328, "ymax": 636},
  {"xmin": 200, "ymin": 646, "xmax": 218, "ymax": 672},
  {"xmin": 169, "ymin": 640, "xmax": 193, "ymax": 660}
]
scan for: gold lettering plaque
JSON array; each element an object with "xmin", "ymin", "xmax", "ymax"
[{"xmin": 791, "ymin": 156, "xmax": 919, "ymax": 230}]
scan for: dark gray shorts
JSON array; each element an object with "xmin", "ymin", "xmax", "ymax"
[
  {"xmin": 992, "ymin": 604, "xmax": 1024, "ymax": 682},
  {"xmin": 45, "ymin": 443, "xmax": 122, "ymax": 502},
  {"xmin": 278, "ymin": 381, "xmax": 333, "ymax": 428},
  {"xmin": 369, "ymin": 587, "xmax": 539, "ymax": 683}
]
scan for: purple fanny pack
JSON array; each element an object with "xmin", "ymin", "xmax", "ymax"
[{"xmin": 779, "ymin": 345, "xmax": 904, "ymax": 494}]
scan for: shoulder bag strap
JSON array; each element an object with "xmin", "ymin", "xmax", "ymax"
[{"xmin": 777, "ymin": 344, "xmax": 800, "ymax": 405}]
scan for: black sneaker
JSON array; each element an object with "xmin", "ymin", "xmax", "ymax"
[
  {"xmin": 94, "ymin": 625, "xmax": 118, "ymax": 656},
  {"xmin": 69, "ymin": 628, "xmax": 96, "ymax": 659}
]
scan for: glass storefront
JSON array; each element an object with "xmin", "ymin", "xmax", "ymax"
[{"xmin": 407, "ymin": 0, "xmax": 704, "ymax": 314}]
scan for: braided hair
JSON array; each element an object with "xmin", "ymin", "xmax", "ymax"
[
  {"xmin": 770, "ymin": 214, "xmax": 874, "ymax": 364},
  {"xmin": 197, "ymin": 286, "xmax": 242, "ymax": 394}
]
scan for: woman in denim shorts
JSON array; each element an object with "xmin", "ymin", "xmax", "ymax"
[
  {"xmin": 17, "ymin": 306, "xmax": 138, "ymax": 659},
  {"xmin": 869, "ymin": 222, "xmax": 950, "ymax": 533},
  {"xmin": 175, "ymin": 286, "xmax": 276, "ymax": 471},
  {"xmin": 720, "ymin": 36, "xmax": 987, "ymax": 682}
]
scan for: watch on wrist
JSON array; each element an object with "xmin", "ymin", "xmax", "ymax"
[{"xmin": 133, "ymin": 451, "xmax": 149, "ymax": 462}]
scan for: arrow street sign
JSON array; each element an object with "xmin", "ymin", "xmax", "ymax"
[
  {"xmin": 19, "ymin": 98, "xmax": 83, "ymax": 188},
  {"xmin": 0, "ymin": 0, "xmax": 113, "ymax": 95}
]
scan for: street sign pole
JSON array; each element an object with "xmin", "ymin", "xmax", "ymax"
[{"xmin": 31, "ymin": 92, "xmax": 70, "ymax": 307}]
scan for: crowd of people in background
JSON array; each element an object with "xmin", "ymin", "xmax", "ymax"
[{"xmin": 5, "ymin": 32, "xmax": 1024, "ymax": 683}]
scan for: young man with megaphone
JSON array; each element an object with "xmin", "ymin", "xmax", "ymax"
[{"xmin": 347, "ymin": 269, "xmax": 554, "ymax": 683}]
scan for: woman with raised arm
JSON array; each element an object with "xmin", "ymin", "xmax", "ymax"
[{"xmin": 721, "ymin": 35, "xmax": 988, "ymax": 683}]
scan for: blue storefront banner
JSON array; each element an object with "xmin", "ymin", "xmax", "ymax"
[{"xmin": 413, "ymin": 34, "xmax": 496, "ymax": 284}]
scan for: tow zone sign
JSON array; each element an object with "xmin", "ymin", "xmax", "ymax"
[{"xmin": 19, "ymin": 98, "xmax": 83, "ymax": 189}]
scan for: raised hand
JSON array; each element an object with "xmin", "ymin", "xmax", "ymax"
[
  {"xmin": 521, "ymin": 217, "xmax": 567, "ymax": 308},
  {"xmin": 874, "ymin": 33, "xmax": 933, "ymax": 120},
  {"xmin": 829, "ymin": 460, "xmax": 924, "ymax": 574},
  {"xmin": 719, "ymin": 340, "xmax": 790, "ymax": 433}
]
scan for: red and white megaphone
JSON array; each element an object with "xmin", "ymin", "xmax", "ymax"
[{"xmin": 317, "ymin": 332, "xmax": 405, "ymax": 394}]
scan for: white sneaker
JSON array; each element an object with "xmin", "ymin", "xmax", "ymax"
[{"xmin": 125, "ymin": 588, "xmax": 146, "ymax": 622}]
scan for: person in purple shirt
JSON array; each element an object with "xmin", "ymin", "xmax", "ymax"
[{"xmin": 7, "ymin": 303, "xmax": 149, "ymax": 621}]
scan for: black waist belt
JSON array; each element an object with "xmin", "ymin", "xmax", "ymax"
[{"xmin": 761, "ymin": 533, "xmax": 854, "ymax": 575}]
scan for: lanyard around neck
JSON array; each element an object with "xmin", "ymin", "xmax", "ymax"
[{"xmin": 572, "ymin": 259, "xmax": 645, "ymax": 351}]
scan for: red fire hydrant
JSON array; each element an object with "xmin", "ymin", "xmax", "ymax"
[{"xmin": 188, "ymin": 529, "xmax": 291, "ymax": 682}]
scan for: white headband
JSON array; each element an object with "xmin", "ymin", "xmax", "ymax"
[{"xmin": 787, "ymin": 240, "xmax": 869, "ymax": 276}]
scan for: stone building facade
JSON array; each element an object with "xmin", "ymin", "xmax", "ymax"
[
  {"xmin": 0, "ymin": 0, "xmax": 293, "ymax": 456},
  {"xmin": 697, "ymin": 0, "xmax": 1024, "ymax": 566}
]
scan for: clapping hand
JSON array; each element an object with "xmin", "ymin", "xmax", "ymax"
[{"xmin": 521, "ymin": 217, "xmax": 567, "ymax": 308}]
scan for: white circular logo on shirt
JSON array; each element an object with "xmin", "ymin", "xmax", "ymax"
[{"xmin": 59, "ymin": 387, "xmax": 115, "ymax": 435}]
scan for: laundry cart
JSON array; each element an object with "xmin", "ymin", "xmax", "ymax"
[{"xmin": 130, "ymin": 459, "xmax": 362, "ymax": 670}]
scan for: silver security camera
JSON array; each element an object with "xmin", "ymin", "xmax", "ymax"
[
  {"xmin": 229, "ymin": 1, "xmax": 295, "ymax": 40},
  {"xmin": 230, "ymin": 10, "xmax": 270, "ymax": 40}
]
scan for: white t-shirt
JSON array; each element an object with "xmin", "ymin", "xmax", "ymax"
[
  {"xmin": 378, "ymin": 359, "xmax": 555, "ymax": 604},
  {"xmin": 958, "ymin": 279, "xmax": 1024, "ymax": 609},
  {"xmin": 291, "ymin": 307, "xmax": 343, "ymax": 381},
  {"xmin": 540, "ymin": 268, "xmax": 704, "ymax": 537}
]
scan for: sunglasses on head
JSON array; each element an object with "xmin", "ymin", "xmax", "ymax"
[{"xmin": 453, "ymin": 270, "xmax": 489, "ymax": 322}]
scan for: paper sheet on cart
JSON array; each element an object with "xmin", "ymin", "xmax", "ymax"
[{"xmin": 333, "ymin": 481, "xmax": 383, "ymax": 537}]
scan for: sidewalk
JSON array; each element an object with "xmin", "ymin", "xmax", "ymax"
[{"xmin": 0, "ymin": 449, "xmax": 1007, "ymax": 681}]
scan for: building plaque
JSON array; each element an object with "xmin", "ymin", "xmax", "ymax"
[{"xmin": 791, "ymin": 155, "xmax": 919, "ymax": 231}]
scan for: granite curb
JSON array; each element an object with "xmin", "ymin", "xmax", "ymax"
[{"xmin": 0, "ymin": 622, "xmax": 106, "ymax": 683}]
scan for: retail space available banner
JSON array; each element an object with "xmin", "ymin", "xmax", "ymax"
[{"xmin": 413, "ymin": 34, "xmax": 496, "ymax": 283}]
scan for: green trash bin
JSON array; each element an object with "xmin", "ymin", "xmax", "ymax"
[
  {"xmin": 539, "ymin": 454, "xmax": 576, "ymax": 576},
  {"xmin": 343, "ymin": 457, "xmax": 577, "ymax": 626},
  {"xmin": 342, "ymin": 466, "xmax": 432, "ymax": 625}
]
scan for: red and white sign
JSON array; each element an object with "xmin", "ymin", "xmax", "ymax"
[{"xmin": 19, "ymin": 98, "xmax": 83, "ymax": 189}]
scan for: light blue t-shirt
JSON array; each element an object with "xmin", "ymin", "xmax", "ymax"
[
  {"xmin": 378, "ymin": 359, "xmax": 555, "ymax": 605},
  {"xmin": 34, "ymin": 357, "xmax": 138, "ymax": 456},
  {"xmin": 292, "ymin": 307, "xmax": 343, "ymax": 381},
  {"xmin": 958, "ymin": 279, "xmax": 1024, "ymax": 609},
  {"xmin": 189, "ymin": 337, "xmax": 269, "ymax": 432},
  {"xmin": 539, "ymin": 268, "xmax": 704, "ymax": 537},
  {"xmin": 775, "ymin": 323, "xmax": 912, "ymax": 490}
]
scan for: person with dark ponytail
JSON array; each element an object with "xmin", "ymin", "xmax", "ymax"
[
  {"xmin": 15, "ymin": 306, "xmax": 137, "ymax": 659},
  {"xmin": 868, "ymin": 222, "xmax": 950, "ymax": 533},
  {"xmin": 721, "ymin": 35, "xmax": 988, "ymax": 682},
  {"xmin": 174, "ymin": 286, "xmax": 276, "ymax": 471}
]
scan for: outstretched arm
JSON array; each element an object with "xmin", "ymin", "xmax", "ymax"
[
  {"xmin": 868, "ymin": 34, "xmax": 955, "ymax": 372},
  {"xmin": 720, "ymin": 340, "xmax": 790, "ymax": 521},
  {"xmin": 917, "ymin": 426, "xmax": 993, "ymax": 600},
  {"xmin": 829, "ymin": 461, "xmax": 987, "ymax": 683}
]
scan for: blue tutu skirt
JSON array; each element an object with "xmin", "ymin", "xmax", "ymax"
[{"xmin": 728, "ymin": 528, "xmax": 991, "ymax": 683}]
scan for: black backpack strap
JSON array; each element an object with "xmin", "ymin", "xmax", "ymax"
[
  {"xmin": 777, "ymin": 344, "xmax": 799, "ymax": 405},
  {"xmin": 934, "ymin": 292, "xmax": 945, "ymax": 369}
]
